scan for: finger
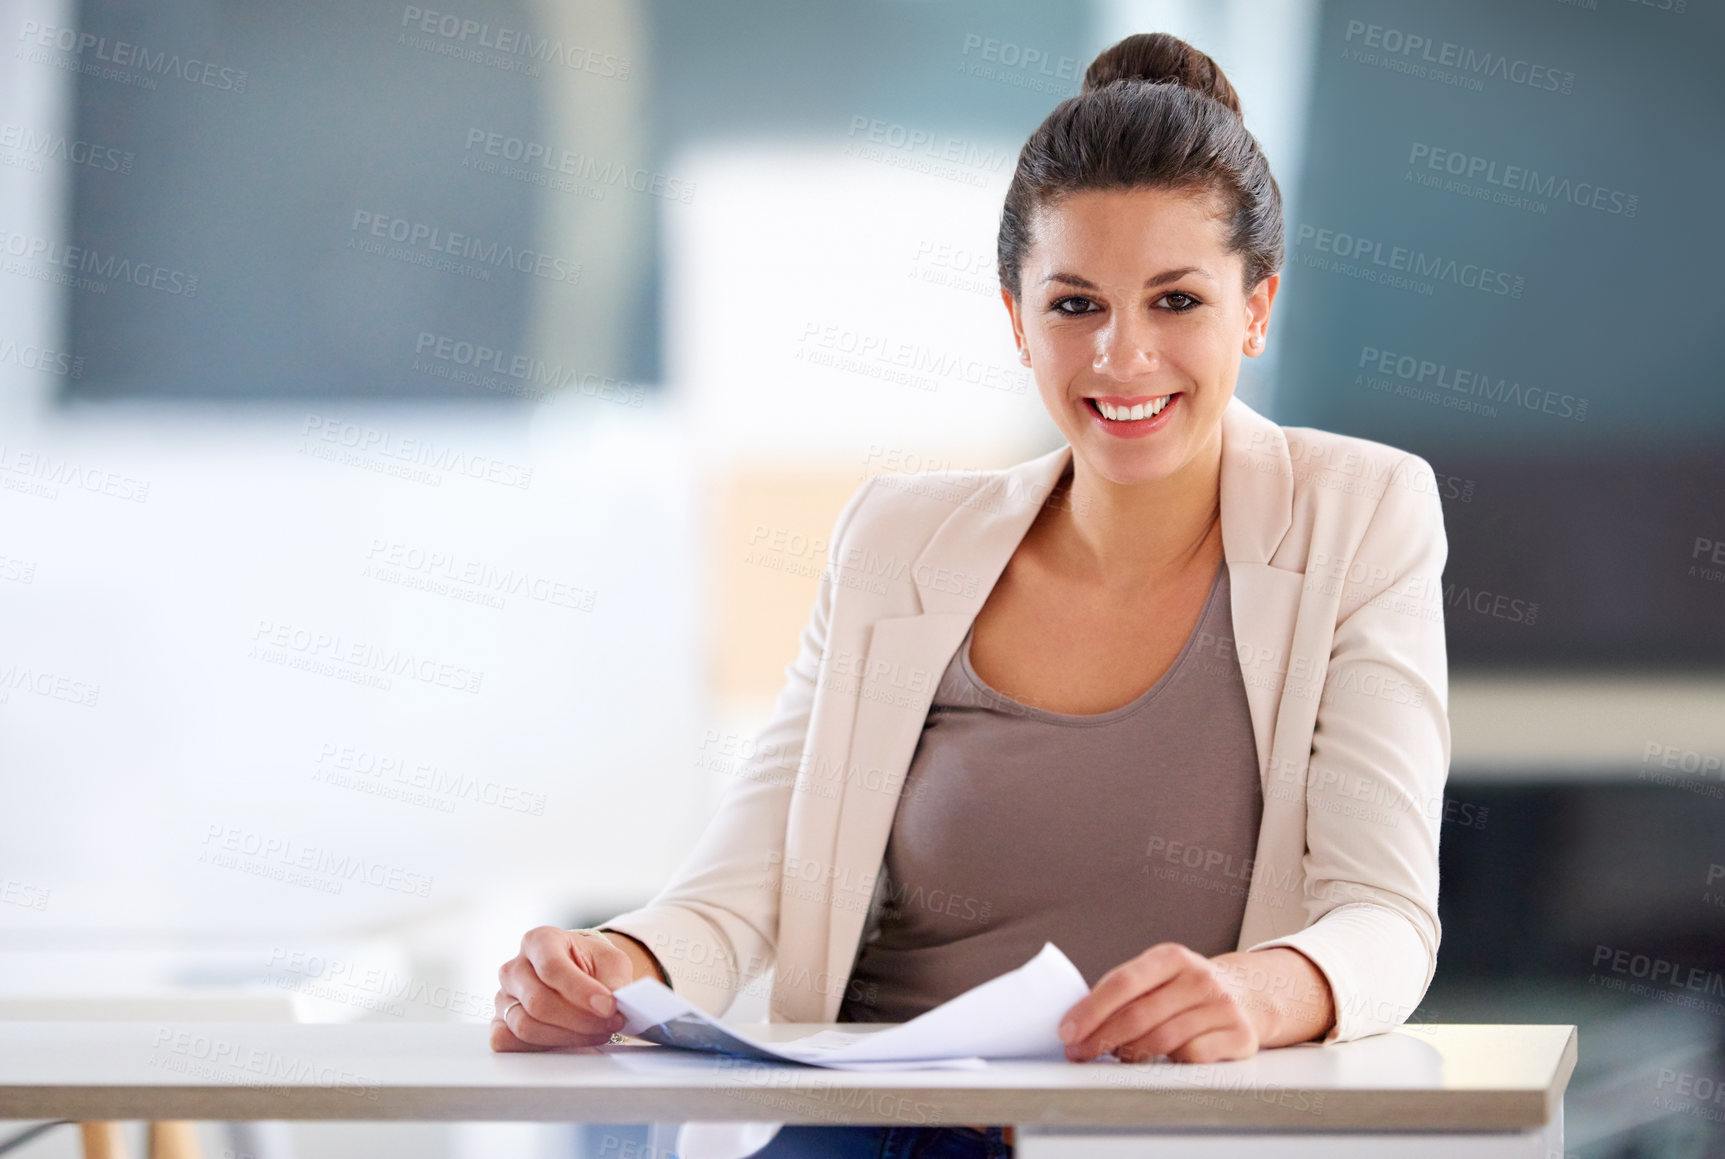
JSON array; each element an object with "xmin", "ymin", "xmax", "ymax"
[
  {"xmin": 490, "ymin": 989, "xmax": 556, "ymax": 1053},
  {"xmin": 1113, "ymin": 1000, "xmax": 1244, "ymax": 1063},
  {"xmin": 490, "ymin": 1018, "xmax": 531, "ymax": 1052},
  {"xmin": 1165, "ymin": 1023, "xmax": 1258, "ymax": 1065},
  {"xmin": 520, "ymin": 926, "xmax": 616, "ymax": 1016},
  {"xmin": 496, "ymin": 985, "xmax": 622, "ymax": 1050},
  {"xmin": 500, "ymin": 957, "xmax": 613, "ymax": 1035},
  {"xmin": 1060, "ymin": 945, "xmax": 1192, "ymax": 1053},
  {"xmin": 1068, "ymin": 968, "xmax": 1221, "ymax": 1061},
  {"xmin": 576, "ymin": 930, "xmax": 638, "ymax": 992},
  {"xmin": 490, "ymin": 989, "xmax": 547, "ymax": 1052}
]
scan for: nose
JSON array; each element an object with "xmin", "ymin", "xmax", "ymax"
[{"xmin": 1091, "ymin": 311, "xmax": 1158, "ymax": 381}]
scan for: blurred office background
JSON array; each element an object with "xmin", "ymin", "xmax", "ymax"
[{"xmin": 1, "ymin": 0, "xmax": 1721, "ymax": 1155}]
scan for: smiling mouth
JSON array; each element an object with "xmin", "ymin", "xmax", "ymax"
[{"xmin": 1084, "ymin": 394, "xmax": 1176, "ymax": 422}]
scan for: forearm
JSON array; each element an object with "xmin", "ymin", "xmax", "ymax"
[
  {"xmin": 1211, "ymin": 947, "xmax": 1335, "ymax": 1047},
  {"xmin": 596, "ymin": 928, "xmax": 669, "ymax": 985}
]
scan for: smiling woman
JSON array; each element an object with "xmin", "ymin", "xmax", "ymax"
[{"xmin": 494, "ymin": 30, "xmax": 1450, "ymax": 1159}]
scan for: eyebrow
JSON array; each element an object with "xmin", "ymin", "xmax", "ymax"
[{"xmin": 1040, "ymin": 266, "xmax": 1215, "ymax": 290}]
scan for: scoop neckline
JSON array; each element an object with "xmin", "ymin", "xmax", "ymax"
[{"xmin": 955, "ymin": 558, "xmax": 1228, "ymax": 727}]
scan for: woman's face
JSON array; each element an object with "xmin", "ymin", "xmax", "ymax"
[{"xmin": 1003, "ymin": 186, "xmax": 1277, "ymax": 488}]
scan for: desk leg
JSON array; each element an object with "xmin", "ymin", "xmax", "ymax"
[
  {"xmin": 146, "ymin": 1121, "xmax": 201, "ymax": 1159},
  {"xmin": 79, "ymin": 1123, "xmax": 128, "ymax": 1159}
]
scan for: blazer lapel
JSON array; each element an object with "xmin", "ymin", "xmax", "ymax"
[
  {"xmin": 1217, "ymin": 398, "xmax": 1297, "ymax": 782},
  {"xmin": 1216, "ymin": 399, "xmax": 1311, "ymax": 952}
]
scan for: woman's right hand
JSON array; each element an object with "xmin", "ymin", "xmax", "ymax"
[{"xmin": 490, "ymin": 927, "xmax": 636, "ymax": 1052}]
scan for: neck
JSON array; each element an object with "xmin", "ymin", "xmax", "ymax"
[{"xmin": 1048, "ymin": 429, "xmax": 1224, "ymax": 588}]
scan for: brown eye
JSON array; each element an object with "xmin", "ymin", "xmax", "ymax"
[
  {"xmin": 1051, "ymin": 296, "xmax": 1096, "ymax": 315},
  {"xmin": 1161, "ymin": 292, "xmax": 1201, "ymax": 312}
]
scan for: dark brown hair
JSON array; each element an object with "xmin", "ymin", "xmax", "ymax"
[{"xmin": 997, "ymin": 32, "xmax": 1283, "ymax": 299}]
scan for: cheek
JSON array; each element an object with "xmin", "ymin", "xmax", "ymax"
[
  {"xmin": 1031, "ymin": 324, "xmax": 1092, "ymax": 371},
  {"xmin": 1034, "ymin": 374, "xmax": 1073, "ymax": 420},
  {"xmin": 1168, "ymin": 331, "xmax": 1235, "ymax": 385}
]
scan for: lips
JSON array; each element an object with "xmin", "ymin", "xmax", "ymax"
[
  {"xmin": 1082, "ymin": 392, "xmax": 1181, "ymax": 438},
  {"xmin": 1087, "ymin": 395, "xmax": 1171, "ymax": 422}
]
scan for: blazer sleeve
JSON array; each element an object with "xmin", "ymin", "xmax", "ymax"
[
  {"xmin": 598, "ymin": 476, "xmax": 877, "ymax": 1017},
  {"xmin": 1245, "ymin": 451, "xmax": 1451, "ymax": 1044}
]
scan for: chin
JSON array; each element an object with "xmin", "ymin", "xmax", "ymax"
[{"xmin": 1082, "ymin": 446, "xmax": 1185, "ymax": 488}]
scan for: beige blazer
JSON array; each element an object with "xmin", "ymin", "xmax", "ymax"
[{"xmin": 606, "ymin": 394, "xmax": 1451, "ymax": 1047}]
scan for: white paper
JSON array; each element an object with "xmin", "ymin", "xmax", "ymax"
[{"xmin": 612, "ymin": 941, "xmax": 1090, "ymax": 1070}]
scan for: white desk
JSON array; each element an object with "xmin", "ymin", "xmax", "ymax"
[{"xmin": 0, "ymin": 1021, "xmax": 1576, "ymax": 1158}]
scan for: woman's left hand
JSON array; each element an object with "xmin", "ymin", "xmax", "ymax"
[{"xmin": 1058, "ymin": 943, "xmax": 1260, "ymax": 1064}]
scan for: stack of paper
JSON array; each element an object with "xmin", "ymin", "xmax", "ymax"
[{"xmin": 612, "ymin": 941, "xmax": 1090, "ymax": 1071}]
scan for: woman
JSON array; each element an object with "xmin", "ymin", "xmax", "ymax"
[{"xmin": 492, "ymin": 31, "xmax": 1449, "ymax": 1159}]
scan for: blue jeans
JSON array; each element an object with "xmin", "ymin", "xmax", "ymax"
[{"xmin": 743, "ymin": 1124, "xmax": 1012, "ymax": 1158}]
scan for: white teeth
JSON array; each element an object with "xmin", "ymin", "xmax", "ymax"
[{"xmin": 1094, "ymin": 396, "xmax": 1170, "ymax": 421}]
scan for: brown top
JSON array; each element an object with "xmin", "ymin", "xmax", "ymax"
[{"xmin": 838, "ymin": 561, "xmax": 1262, "ymax": 1023}]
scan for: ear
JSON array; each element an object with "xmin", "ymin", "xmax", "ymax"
[
  {"xmin": 1243, "ymin": 272, "xmax": 1279, "ymax": 356},
  {"xmin": 1001, "ymin": 286, "xmax": 1030, "ymax": 365}
]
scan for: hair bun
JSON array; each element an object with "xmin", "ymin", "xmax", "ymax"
[{"xmin": 1081, "ymin": 32, "xmax": 1241, "ymax": 116}]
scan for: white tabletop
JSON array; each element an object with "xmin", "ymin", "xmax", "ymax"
[{"xmin": 0, "ymin": 1021, "xmax": 1576, "ymax": 1130}]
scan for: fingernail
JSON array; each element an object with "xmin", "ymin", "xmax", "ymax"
[
  {"xmin": 1058, "ymin": 1020, "xmax": 1075, "ymax": 1043},
  {"xmin": 589, "ymin": 994, "xmax": 613, "ymax": 1016}
]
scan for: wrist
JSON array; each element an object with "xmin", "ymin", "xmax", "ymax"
[{"xmin": 1211, "ymin": 948, "xmax": 1334, "ymax": 1048}]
